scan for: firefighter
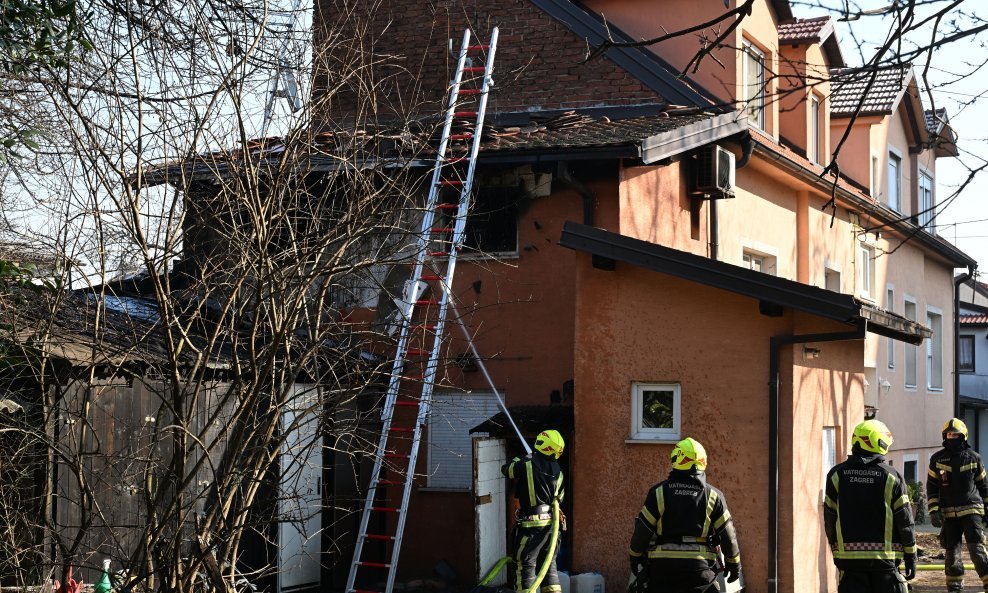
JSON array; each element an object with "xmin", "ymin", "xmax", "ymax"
[
  {"xmin": 628, "ymin": 437, "xmax": 741, "ymax": 593},
  {"xmin": 502, "ymin": 429, "xmax": 565, "ymax": 593},
  {"xmin": 926, "ymin": 417, "xmax": 988, "ymax": 592},
  {"xmin": 824, "ymin": 419, "xmax": 916, "ymax": 593}
]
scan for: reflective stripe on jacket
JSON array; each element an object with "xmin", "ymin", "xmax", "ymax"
[
  {"xmin": 926, "ymin": 444, "xmax": 988, "ymax": 516},
  {"xmin": 824, "ymin": 453, "xmax": 916, "ymax": 570},
  {"xmin": 628, "ymin": 470, "xmax": 741, "ymax": 568}
]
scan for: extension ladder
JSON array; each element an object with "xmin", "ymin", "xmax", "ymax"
[{"xmin": 345, "ymin": 27, "xmax": 499, "ymax": 593}]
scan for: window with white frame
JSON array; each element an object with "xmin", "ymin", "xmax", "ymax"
[
  {"xmin": 630, "ymin": 382, "xmax": 681, "ymax": 441},
  {"xmin": 858, "ymin": 243, "xmax": 875, "ymax": 299},
  {"xmin": 427, "ymin": 391, "xmax": 502, "ymax": 489},
  {"xmin": 887, "ymin": 286, "xmax": 895, "ymax": 369},
  {"xmin": 903, "ymin": 454, "xmax": 919, "ymax": 484},
  {"xmin": 824, "ymin": 265, "xmax": 841, "ymax": 292},
  {"xmin": 810, "ymin": 94, "xmax": 823, "ymax": 164},
  {"xmin": 927, "ymin": 310, "xmax": 943, "ymax": 390},
  {"xmin": 960, "ymin": 335, "xmax": 975, "ymax": 373},
  {"xmin": 743, "ymin": 249, "xmax": 777, "ymax": 275},
  {"xmin": 870, "ymin": 156, "xmax": 879, "ymax": 198},
  {"xmin": 822, "ymin": 426, "xmax": 837, "ymax": 487},
  {"xmin": 888, "ymin": 152, "xmax": 902, "ymax": 212},
  {"xmin": 904, "ymin": 299, "xmax": 918, "ymax": 388},
  {"xmin": 742, "ymin": 41, "xmax": 766, "ymax": 130},
  {"xmin": 919, "ymin": 173, "xmax": 935, "ymax": 230}
]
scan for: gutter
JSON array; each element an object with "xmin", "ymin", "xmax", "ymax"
[
  {"xmin": 640, "ymin": 112, "xmax": 748, "ymax": 164},
  {"xmin": 768, "ymin": 327, "xmax": 866, "ymax": 593},
  {"xmin": 955, "ymin": 265, "xmax": 978, "ymax": 416}
]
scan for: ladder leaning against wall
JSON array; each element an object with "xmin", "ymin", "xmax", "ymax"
[{"xmin": 345, "ymin": 27, "xmax": 500, "ymax": 593}]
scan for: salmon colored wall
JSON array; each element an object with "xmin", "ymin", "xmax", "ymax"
[
  {"xmin": 719, "ymin": 164, "xmax": 800, "ymax": 276},
  {"xmin": 805, "ymin": 193, "xmax": 856, "ymax": 292},
  {"xmin": 397, "ymin": 172, "xmax": 621, "ymax": 581},
  {"xmin": 570, "ymin": 259, "xmax": 864, "ymax": 593},
  {"xmin": 830, "ymin": 115, "xmax": 883, "ymax": 191},
  {"xmin": 778, "ymin": 43, "xmax": 831, "ymax": 162},
  {"xmin": 580, "ymin": 0, "xmax": 741, "ymax": 102},
  {"xmin": 618, "ymin": 162, "xmax": 708, "ymax": 255}
]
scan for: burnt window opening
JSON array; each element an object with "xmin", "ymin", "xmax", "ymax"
[{"xmin": 453, "ymin": 186, "xmax": 521, "ymax": 256}]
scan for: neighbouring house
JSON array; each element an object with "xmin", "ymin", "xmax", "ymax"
[
  {"xmin": 140, "ymin": 1, "xmax": 977, "ymax": 593},
  {"xmin": 960, "ymin": 277, "xmax": 988, "ymax": 453},
  {"xmin": 829, "ymin": 64, "xmax": 969, "ymax": 486}
]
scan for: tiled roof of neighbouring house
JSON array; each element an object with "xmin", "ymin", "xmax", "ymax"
[
  {"xmin": 778, "ymin": 16, "xmax": 833, "ymax": 43},
  {"xmin": 961, "ymin": 314, "xmax": 988, "ymax": 325},
  {"xmin": 925, "ymin": 107, "xmax": 948, "ymax": 134},
  {"xmin": 830, "ymin": 65, "xmax": 910, "ymax": 116}
]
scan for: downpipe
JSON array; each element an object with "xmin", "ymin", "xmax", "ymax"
[{"xmin": 955, "ymin": 265, "xmax": 977, "ymax": 417}]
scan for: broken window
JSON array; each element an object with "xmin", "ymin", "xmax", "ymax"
[
  {"xmin": 630, "ymin": 382, "xmax": 681, "ymax": 442},
  {"xmin": 460, "ymin": 186, "xmax": 520, "ymax": 256}
]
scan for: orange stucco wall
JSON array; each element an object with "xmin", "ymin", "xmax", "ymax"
[
  {"xmin": 570, "ymin": 258, "xmax": 864, "ymax": 593},
  {"xmin": 778, "ymin": 42, "xmax": 831, "ymax": 163}
]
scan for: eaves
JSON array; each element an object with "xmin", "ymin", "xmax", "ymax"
[{"xmin": 749, "ymin": 138, "xmax": 977, "ymax": 268}]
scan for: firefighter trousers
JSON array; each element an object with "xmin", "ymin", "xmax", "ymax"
[
  {"xmin": 510, "ymin": 525, "xmax": 560, "ymax": 593},
  {"xmin": 645, "ymin": 562, "xmax": 718, "ymax": 593},
  {"xmin": 941, "ymin": 515, "xmax": 988, "ymax": 591},
  {"xmin": 836, "ymin": 569, "xmax": 907, "ymax": 593}
]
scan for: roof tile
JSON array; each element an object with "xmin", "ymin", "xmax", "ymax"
[
  {"xmin": 830, "ymin": 66, "xmax": 910, "ymax": 116},
  {"xmin": 778, "ymin": 16, "xmax": 832, "ymax": 43}
]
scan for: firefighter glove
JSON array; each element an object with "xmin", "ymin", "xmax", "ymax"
[
  {"xmin": 629, "ymin": 557, "xmax": 643, "ymax": 575},
  {"xmin": 725, "ymin": 564, "xmax": 741, "ymax": 583},
  {"xmin": 903, "ymin": 553, "xmax": 916, "ymax": 580},
  {"xmin": 931, "ymin": 510, "xmax": 943, "ymax": 528}
]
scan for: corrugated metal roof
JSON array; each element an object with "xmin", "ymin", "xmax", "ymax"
[{"xmin": 830, "ymin": 65, "xmax": 910, "ymax": 117}]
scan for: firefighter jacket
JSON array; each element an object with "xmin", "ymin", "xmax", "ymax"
[
  {"xmin": 628, "ymin": 470, "xmax": 741, "ymax": 569},
  {"xmin": 502, "ymin": 453, "xmax": 564, "ymax": 528},
  {"xmin": 824, "ymin": 452, "xmax": 916, "ymax": 570},
  {"xmin": 926, "ymin": 442, "xmax": 988, "ymax": 519}
]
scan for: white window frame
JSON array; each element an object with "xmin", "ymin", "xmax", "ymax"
[
  {"xmin": 919, "ymin": 170, "xmax": 935, "ymax": 230},
  {"xmin": 741, "ymin": 240, "xmax": 778, "ymax": 276},
  {"xmin": 824, "ymin": 261, "xmax": 842, "ymax": 292},
  {"xmin": 822, "ymin": 426, "xmax": 837, "ymax": 498},
  {"xmin": 904, "ymin": 297, "xmax": 918, "ymax": 390},
  {"xmin": 902, "ymin": 453, "xmax": 919, "ymax": 485},
  {"xmin": 870, "ymin": 155, "xmax": 880, "ymax": 198},
  {"xmin": 742, "ymin": 40, "xmax": 766, "ymax": 130},
  {"xmin": 926, "ymin": 306, "xmax": 944, "ymax": 392},
  {"xmin": 888, "ymin": 149, "xmax": 902, "ymax": 212},
  {"xmin": 858, "ymin": 242, "xmax": 875, "ymax": 300},
  {"xmin": 810, "ymin": 94, "xmax": 823, "ymax": 164},
  {"xmin": 887, "ymin": 285, "xmax": 895, "ymax": 369},
  {"xmin": 629, "ymin": 382, "xmax": 682, "ymax": 443}
]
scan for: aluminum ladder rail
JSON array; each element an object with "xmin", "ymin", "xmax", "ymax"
[{"xmin": 346, "ymin": 27, "xmax": 499, "ymax": 593}]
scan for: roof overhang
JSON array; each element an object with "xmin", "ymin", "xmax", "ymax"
[
  {"xmin": 641, "ymin": 112, "xmax": 748, "ymax": 164},
  {"xmin": 558, "ymin": 221, "xmax": 930, "ymax": 345}
]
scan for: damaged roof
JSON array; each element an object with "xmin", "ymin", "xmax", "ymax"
[{"xmin": 139, "ymin": 107, "xmax": 747, "ymax": 185}]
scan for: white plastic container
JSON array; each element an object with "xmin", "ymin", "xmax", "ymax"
[
  {"xmin": 558, "ymin": 571, "xmax": 571, "ymax": 593},
  {"xmin": 572, "ymin": 572, "xmax": 605, "ymax": 593}
]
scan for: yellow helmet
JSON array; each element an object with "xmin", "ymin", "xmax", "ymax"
[
  {"xmin": 535, "ymin": 430, "xmax": 565, "ymax": 459},
  {"xmin": 942, "ymin": 417, "xmax": 969, "ymax": 440},
  {"xmin": 851, "ymin": 420, "xmax": 894, "ymax": 455},
  {"xmin": 671, "ymin": 437, "xmax": 708, "ymax": 472}
]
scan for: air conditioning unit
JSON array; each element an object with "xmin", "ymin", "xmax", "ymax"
[{"xmin": 692, "ymin": 145, "xmax": 736, "ymax": 197}]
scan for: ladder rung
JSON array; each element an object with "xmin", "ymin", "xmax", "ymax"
[
  {"xmin": 377, "ymin": 479, "xmax": 403, "ymax": 486},
  {"xmin": 389, "ymin": 427, "xmax": 414, "ymax": 433},
  {"xmin": 385, "ymin": 453, "xmax": 409, "ymax": 459},
  {"xmin": 365, "ymin": 533, "xmax": 395, "ymax": 541},
  {"xmin": 451, "ymin": 112, "xmax": 476, "ymax": 118},
  {"xmin": 354, "ymin": 589, "xmax": 382, "ymax": 593},
  {"xmin": 400, "ymin": 374, "xmax": 423, "ymax": 380},
  {"xmin": 427, "ymin": 251, "xmax": 450, "ymax": 257},
  {"xmin": 358, "ymin": 561, "xmax": 391, "ymax": 568},
  {"xmin": 430, "ymin": 227, "xmax": 453, "ymax": 233},
  {"xmin": 466, "ymin": 45, "xmax": 489, "ymax": 51},
  {"xmin": 449, "ymin": 133, "xmax": 473, "ymax": 140},
  {"xmin": 415, "ymin": 299, "xmax": 439, "ymax": 306},
  {"xmin": 435, "ymin": 203, "xmax": 459, "ymax": 210},
  {"xmin": 419, "ymin": 275, "xmax": 443, "ymax": 281},
  {"xmin": 458, "ymin": 89, "xmax": 483, "ymax": 96},
  {"xmin": 463, "ymin": 67, "xmax": 486, "ymax": 72},
  {"xmin": 411, "ymin": 324, "xmax": 437, "ymax": 330},
  {"xmin": 370, "ymin": 507, "xmax": 400, "ymax": 514},
  {"xmin": 438, "ymin": 179, "xmax": 463, "ymax": 186},
  {"xmin": 395, "ymin": 401, "xmax": 420, "ymax": 407},
  {"xmin": 406, "ymin": 348, "xmax": 428, "ymax": 356}
]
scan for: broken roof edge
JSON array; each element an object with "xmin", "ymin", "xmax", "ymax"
[
  {"xmin": 641, "ymin": 111, "xmax": 748, "ymax": 164},
  {"xmin": 558, "ymin": 221, "xmax": 929, "ymax": 345}
]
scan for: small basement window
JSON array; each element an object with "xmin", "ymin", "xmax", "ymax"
[{"xmin": 629, "ymin": 382, "xmax": 681, "ymax": 442}]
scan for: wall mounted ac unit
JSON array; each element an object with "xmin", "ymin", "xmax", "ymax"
[{"xmin": 692, "ymin": 145, "xmax": 736, "ymax": 197}]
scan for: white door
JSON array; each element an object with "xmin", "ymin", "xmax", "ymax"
[
  {"xmin": 278, "ymin": 384, "xmax": 322, "ymax": 592},
  {"xmin": 474, "ymin": 437, "xmax": 507, "ymax": 585}
]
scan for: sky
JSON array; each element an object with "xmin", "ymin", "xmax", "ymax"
[{"xmin": 792, "ymin": 1, "xmax": 988, "ymax": 276}]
